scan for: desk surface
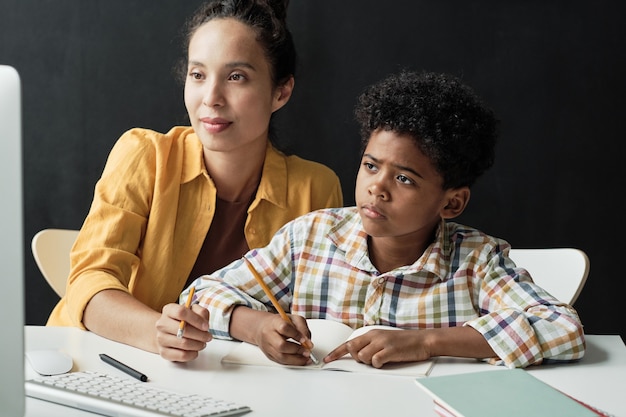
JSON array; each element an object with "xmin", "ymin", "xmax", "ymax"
[{"xmin": 24, "ymin": 326, "xmax": 626, "ymax": 417}]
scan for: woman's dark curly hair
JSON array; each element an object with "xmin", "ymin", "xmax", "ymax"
[
  {"xmin": 178, "ymin": 0, "xmax": 296, "ymax": 87},
  {"xmin": 355, "ymin": 71, "xmax": 499, "ymax": 189}
]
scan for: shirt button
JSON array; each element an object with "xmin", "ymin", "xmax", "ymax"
[{"xmin": 378, "ymin": 277, "xmax": 386, "ymax": 284}]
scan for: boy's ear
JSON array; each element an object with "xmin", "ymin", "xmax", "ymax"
[
  {"xmin": 441, "ymin": 187, "xmax": 470, "ymax": 219},
  {"xmin": 271, "ymin": 76, "xmax": 295, "ymax": 112}
]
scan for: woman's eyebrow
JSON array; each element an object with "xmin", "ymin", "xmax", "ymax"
[
  {"xmin": 186, "ymin": 61, "xmax": 257, "ymax": 71},
  {"xmin": 225, "ymin": 61, "xmax": 256, "ymax": 71}
]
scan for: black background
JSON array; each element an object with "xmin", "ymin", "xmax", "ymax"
[{"xmin": 1, "ymin": 1, "xmax": 624, "ymax": 340}]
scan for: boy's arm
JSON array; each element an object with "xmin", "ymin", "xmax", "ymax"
[
  {"xmin": 324, "ymin": 326, "xmax": 496, "ymax": 368},
  {"xmin": 426, "ymin": 326, "xmax": 497, "ymax": 358},
  {"xmin": 192, "ymin": 220, "xmax": 302, "ymax": 339},
  {"xmin": 465, "ymin": 250, "xmax": 586, "ymax": 368}
]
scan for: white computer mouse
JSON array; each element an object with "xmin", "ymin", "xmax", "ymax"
[{"xmin": 25, "ymin": 349, "xmax": 73, "ymax": 376}]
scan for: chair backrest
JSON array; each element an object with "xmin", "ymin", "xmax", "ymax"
[
  {"xmin": 31, "ymin": 228, "xmax": 80, "ymax": 298},
  {"xmin": 508, "ymin": 248, "xmax": 589, "ymax": 305}
]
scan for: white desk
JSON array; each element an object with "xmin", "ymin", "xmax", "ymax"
[{"xmin": 24, "ymin": 326, "xmax": 626, "ymax": 417}]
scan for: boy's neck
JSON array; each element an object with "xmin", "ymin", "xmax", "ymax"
[{"xmin": 367, "ymin": 233, "xmax": 434, "ymax": 273}]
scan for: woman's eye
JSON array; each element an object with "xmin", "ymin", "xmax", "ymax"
[
  {"xmin": 229, "ymin": 73, "xmax": 245, "ymax": 81},
  {"xmin": 188, "ymin": 71, "xmax": 203, "ymax": 80}
]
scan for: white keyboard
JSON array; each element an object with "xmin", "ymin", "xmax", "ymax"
[{"xmin": 26, "ymin": 371, "xmax": 251, "ymax": 417}]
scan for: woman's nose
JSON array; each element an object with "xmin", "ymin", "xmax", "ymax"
[{"xmin": 202, "ymin": 79, "xmax": 225, "ymax": 107}]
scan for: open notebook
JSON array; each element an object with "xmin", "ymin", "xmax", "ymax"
[{"xmin": 222, "ymin": 319, "xmax": 435, "ymax": 377}]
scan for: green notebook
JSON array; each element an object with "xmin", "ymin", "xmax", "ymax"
[{"xmin": 415, "ymin": 369, "xmax": 602, "ymax": 417}]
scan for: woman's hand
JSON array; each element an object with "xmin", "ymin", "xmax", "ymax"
[{"xmin": 155, "ymin": 303, "xmax": 211, "ymax": 362}]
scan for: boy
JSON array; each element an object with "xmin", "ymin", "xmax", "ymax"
[{"xmin": 158, "ymin": 71, "xmax": 585, "ymax": 368}]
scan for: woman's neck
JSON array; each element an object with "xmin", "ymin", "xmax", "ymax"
[{"xmin": 202, "ymin": 142, "xmax": 266, "ymax": 203}]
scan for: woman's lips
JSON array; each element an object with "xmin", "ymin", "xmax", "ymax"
[{"xmin": 200, "ymin": 117, "xmax": 232, "ymax": 134}]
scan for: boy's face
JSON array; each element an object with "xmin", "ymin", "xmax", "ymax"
[{"xmin": 355, "ymin": 129, "xmax": 462, "ymax": 244}]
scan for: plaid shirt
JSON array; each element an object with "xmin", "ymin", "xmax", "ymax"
[{"xmin": 189, "ymin": 207, "xmax": 585, "ymax": 368}]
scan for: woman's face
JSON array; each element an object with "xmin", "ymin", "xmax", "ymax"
[{"xmin": 184, "ymin": 18, "xmax": 291, "ymax": 154}]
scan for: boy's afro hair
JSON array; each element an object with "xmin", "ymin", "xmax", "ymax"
[{"xmin": 355, "ymin": 71, "xmax": 499, "ymax": 189}]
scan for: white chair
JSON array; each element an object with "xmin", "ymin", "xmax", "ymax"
[
  {"xmin": 31, "ymin": 228, "xmax": 80, "ymax": 298},
  {"xmin": 508, "ymin": 248, "xmax": 589, "ymax": 305}
]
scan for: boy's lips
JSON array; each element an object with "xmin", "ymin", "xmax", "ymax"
[{"xmin": 361, "ymin": 204, "xmax": 386, "ymax": 219}]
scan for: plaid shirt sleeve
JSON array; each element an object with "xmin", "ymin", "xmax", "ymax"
[
  {"xmin": 188, "ymin": 216, "xmax": 300, "ymax": 339},
  {"xmin": 463, "ymin": 247, "xmax": 586, "ymax": 368}
]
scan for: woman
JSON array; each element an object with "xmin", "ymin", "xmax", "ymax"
[{"xmin": 47, "ymin": 0, "xmax": 343, "ymax": 355}]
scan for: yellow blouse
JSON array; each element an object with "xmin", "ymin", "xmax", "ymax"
[{"xmin": 47, "ymin": 126, "xmax": 343, "ymax": 328}]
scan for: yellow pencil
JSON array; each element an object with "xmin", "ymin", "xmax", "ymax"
[
  {"xmin": 243, "ymin": 257, "xmax": 319, "ymax": 364},
  {"xmin": 177, "ymin": 286, "xmax": 196, "ymax": 338}
]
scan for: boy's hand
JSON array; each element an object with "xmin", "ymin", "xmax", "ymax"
[
  {"xmin": 253, "ymin": 313, "xmax": 314, "ymax": 366},
  {"xmin": 155, "ymin": 303, "xmax": 211, "ymax": 362},
  {"xmin": 324, "ymin": 329, "xmax": 430, "ymax": 368}
]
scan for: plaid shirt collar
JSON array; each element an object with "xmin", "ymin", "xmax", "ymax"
[{"xmin": 327, "ymin": 209, "xmax": 451, "ymax": 281}]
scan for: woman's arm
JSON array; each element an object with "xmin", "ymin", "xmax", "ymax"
[{"xmin": 83, "ymin": 289, "xmax": 162, "ymax": 352}]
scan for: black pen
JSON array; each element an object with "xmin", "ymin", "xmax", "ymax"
[{"xmin": 99, "ymin": 353, "xmax": 148, "ymax": 382}]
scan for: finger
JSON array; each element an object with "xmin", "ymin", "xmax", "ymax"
[
  {"xmin": 180, "ymin": 305, "xmax": 209, "ymax": 333},
  {"xmin": 157, "ymin": 305, "xmax": 210, "ymax": 344},
  {"xmin": 370, "ymin": 350, "xmax": 390, "ymax": 369},
  {"xmin": 324, "ymin": 342, "xmax": 349, "ymax": 363},
  {"xmin": 260, "ymin": 316, "xmax": 311, "ymax": 366},
  {"xmin": 156, "ymin": 304, "xmax": 185, "ymax": 335},
  {"xmin": 338, "ymin": 335, "xmax": 373, "ymax": 364},
  {"xmin": 289, "ymin": 315, "xmax": 311, "ymax": 339},
  {"xmin": 273, "ymin": 317, "xmax": 305, "ymax": 343},
  {"xmin": 192, "ymin": 303, "xmax": 210, "ymax": 320},
  {"xmin": 266, "ymin": 339, "xmax": 311, "ymax": 366},
  {"xmin": 288, "ymin": 315, "xmax": 313, "ymax": 348},
  {"xmin": 351, "ymin": 341, "xmax": 382, "ymax": 366},
  {"xmin": 159, "ymin": 343, "xmax": 203, "ymax": 362},
  {"xmin": 156, "ymin": 330, "xmax": 208, "ymax": 362}
]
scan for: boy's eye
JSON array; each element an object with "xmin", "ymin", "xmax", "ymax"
[
  {"xmin": 397, "ymin": 174, "xmax": 414, "ymax": 185},
  {"xmin": 363, "ymin": 162, "xmax": 377, "ymax": 171}
]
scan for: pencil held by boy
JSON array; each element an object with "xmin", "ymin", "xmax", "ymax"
[{"xmin": 172, "ymin": 71, "xmax": 585, "ymax": 368}]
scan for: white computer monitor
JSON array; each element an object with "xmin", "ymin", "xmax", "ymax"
[{"xmin": 0, "ymin": 65, "xmax": 25, "ymax": 416}]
